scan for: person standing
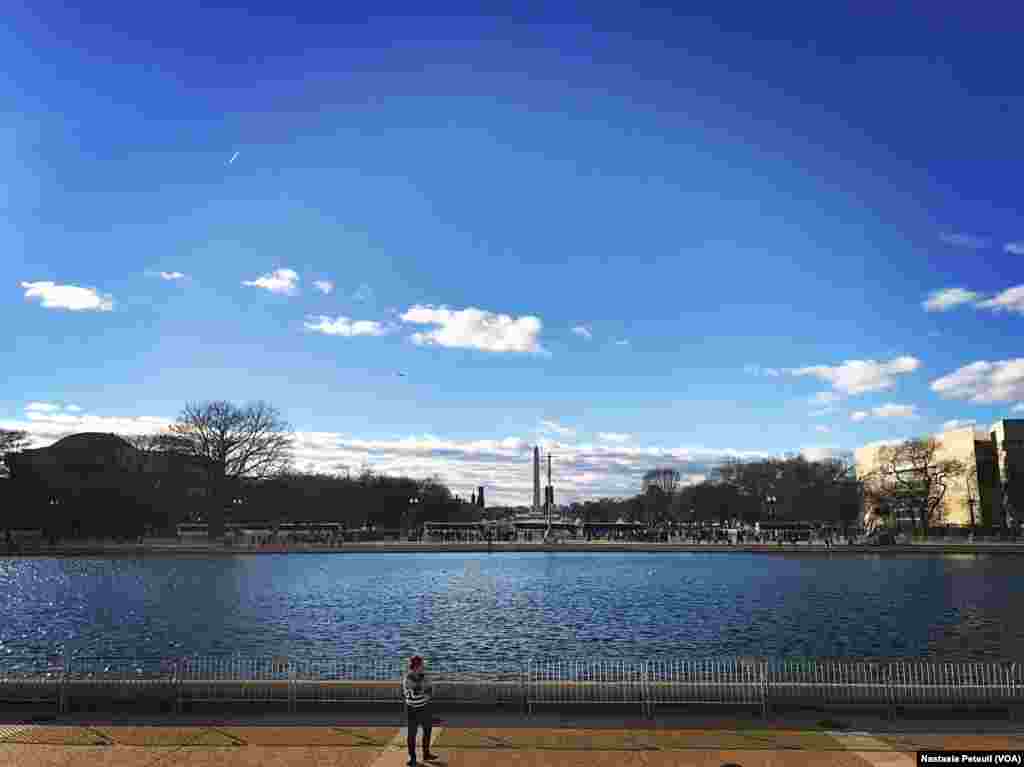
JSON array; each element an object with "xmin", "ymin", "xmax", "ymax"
[{"xmin": 403, "ymin": 655, "xmax": 438, "ymax": 765}]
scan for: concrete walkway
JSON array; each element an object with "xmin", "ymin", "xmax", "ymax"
[{"xmin": 3, "ymin": 711, "xmax": 1023, "ymax": 766}]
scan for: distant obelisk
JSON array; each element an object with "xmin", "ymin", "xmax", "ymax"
[{"xmin": 533, "ymin": 446, "xmax": 541, "ymax": 512}]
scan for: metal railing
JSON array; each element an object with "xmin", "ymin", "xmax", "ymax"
[{"xmin": 1, "ymin": 655, "xmax": 1021, "ymax": 720}]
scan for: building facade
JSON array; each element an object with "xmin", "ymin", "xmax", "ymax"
[
  {"xmin": 854, "ymin": 419, "xmax": 1023, "ymax": 528},
  {"xmin": 4, "ymin": 432, "xmax": 212, "ymax": 535}
]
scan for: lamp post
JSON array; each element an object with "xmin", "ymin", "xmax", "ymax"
[{"xmin": 406, "ymin": 497, "xmax": 421, "ymax": 541}]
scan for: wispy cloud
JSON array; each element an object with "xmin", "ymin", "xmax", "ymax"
[
  {"xmin": 942, "ymin": 419, "xmax": 976, "ymax": 431},
  {"xmin": 571, "ymin": 325, "xmax": 593, "ymax": 340},
  {"xmin": 789, "ymin": 356, "xmax": 920, "ymax": 396},
  {"xmin": 814, "ymin": 425, "xmax": 831, "ymax": 433},
  {"xmin": 613, "ymin": 339, "xmax": 630, "ymax": 346},
  {"xmin": 1013, "ymin": 403, "xmax": 1024, "ymax": 413},
  {"xmin": 940, "ymin": 232, "xmax": 989, "ymax": 250},
  {"xmin": 850, "ymin": 403, "xmax": 918, "ymax": 421},
  {"xmin": 744, "ymin": 364, "xmax": 781, "ymax": 377},
  {"xmin": 401, "ymin": 305, "xmax": 546, "ymax": 354},
  {"xmin": 801, "ymin": 446, "xmax": 853, "ymax": 463},
  {"xmin": 810, "ymin": 391, "xmax": 842, "ymax": 405},
  {"xmin": 21, "ymin": 281, "xmax": 114, "ymax": 312},
  {"xmin": 303, "ymin": 315, "xmax": 393, "ymax": 337},
  {"xmin": 539, "ymin": 419, "xmax": 576, "ymax": 437},
  {"xmin": 313, "ymin": 280, "xmax": 334, "ymax": 295},
  {"xmin": 0, "ymin": 410, "xmax": 779, "ymax": 505},
  {"xmin": 922, "ymin": 287, "xmax": 982, "ymax": 312},
  {"xmin": 159, "ymin": 271, "xmax": 186, "ymax": 281},
  {"xmin": 228, "ymin": 151, "xmax": 239, "ymax": 165},
  {"xmin": 598, "ymin": 432, "xmax": 631, "ymax": 443},
  {"xmin": 65, "ymin": 404, "xmax": 83, "ymax": 413},
  {"xmin": 242, "ymin": 268, "xmax": 299, "ymax": 296},
  {"xmin": 25, "ymin": 402, "xmax": 61, "ymax": 413},
  {"xmin": 1004, "ymin": 242, "xmax": 1024, "ymax": 256},
  {"xmin": 872, "ymin": 403, "xmax": 918, "ymax": 419},
  {"xmin": 976, "ymin": 285, "xmax": 1024, "ymax": 314},
  {"xmin": 931, "ymin": 359, "xmax": 1024, "ymax": 403},
  {"xmin": 352, "ymin": 284, "xmax": 373, "ymax": 302}
]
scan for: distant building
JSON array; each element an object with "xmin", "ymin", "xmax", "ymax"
[
  {"xmin": 854, "ymin": 420, "xmax": 1023, "ymax": 528},
  {"xmin": 5, "ymin": 432, "xmax": 212, "ymax": 535}
]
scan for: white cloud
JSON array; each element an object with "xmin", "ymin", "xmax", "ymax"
[
  {"xmin": 0, "ymin": 412, "xmax": 784, "ymax": 506},
  {"xmin": 21, "ymin": 281, "xmax": 114, "ymax": 311},
  {"xmin": 800, "ymin": 446, "xmax": 853, "ymax": 463},
  {"xmin": 65, "ymin": 404, "xmax": 83, "ymax": 413},
  {"xmin": 814, "ymin": 425, "xmax": 831, "ymax": 433},
  {"xmin": 303, "ymin": 315, "xmax": 393, "ymax": 337},
  {"xmin": 976, "ymin": 285, "xmax": 1024, "ymax": 314},
  {"xmin": 352, "ymin": 284, "xmax": 373, "ymax": 302},
  {"xmin": 242, "ymin": 268, "xmax": 299, "ymax": 295},
  {"xmin": 539, "ymin": 420, "xmax": 576, "ymax": 437},
  {"xmin": 744, "ymin": 364, "xmax": 781, "ymax": 377},
  {"xmin": 940, "ymin": 232, "xmax": 989, "ymax": 249},
  {"xmin": 159, "ymin": 271, "xmax": 185, "ymax": 281},
  {"xmin": 850, "ymin": 404, "xmax": 918, "ymax": 421},
  {"xmin": 931, "ymin": 359, "xmax": 1024, "ymax": 404},
  {"xmin": 571, "ymin": 325, "xmax": 593, "ymax": 340},
  {"xmin": 789, "ymin": 356, "xmax": 920, "ymax": 396},
  {"xmin": 810, "ymin": 391, "xmax": 842, "ymax": 405},
  {"xmin": 313, "ymin": 280, "xmax": 334, "ymax": 295},
  {"xmin": 922, "ymin": 287, "xmax": 981, "ymax": 312},
  {"xmin": 872, "ymin": 403, "xmax": 918, "ymax": 419},
  {"xmin": 25, "ymin": 402, "xmax": 60, "ymax": 413},
  {"xmin": 401, "ymin": 305, "xmax": 546, "ymax": 354},
  {"xmin": 942, "ymin": 419, "xmax": 976, "ymax": 431},
  {"xmin": 1004, "ymin": 242, "xmax": 1024, "ymax": 255},
  {"xmin": 597, "ymin": 432, "xmax": 631, "ymax": 443},
  {"xmin": 613, "ymin": 339, "xmax": 630, "ymax": 346},
  {"xmin": 1013, "ymin": 403, "xmax": 1024, "ymax": 413},
  {"xmin": 0, "ymin": 412, "xmax": 176, "ymax": 450}
]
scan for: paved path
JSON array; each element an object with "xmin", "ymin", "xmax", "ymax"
[{"xmin": 4, "ymin": 723, "xmax": 1022, "ymax": 766}]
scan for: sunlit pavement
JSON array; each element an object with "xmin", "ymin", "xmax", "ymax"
[{"xmin": 4, "ymin": 719, "xmax": 1024, "ymax": 766}]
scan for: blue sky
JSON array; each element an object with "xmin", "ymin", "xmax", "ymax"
[{"xmin": 3, "ymin": 3, "xmax": 1023, "ymax": 504}]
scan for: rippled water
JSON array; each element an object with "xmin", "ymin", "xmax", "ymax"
[{"xmin": 1, "ymin": 552, "xmax": 1022, "ymax": 672}]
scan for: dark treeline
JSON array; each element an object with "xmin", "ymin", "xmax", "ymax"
[
  {"xmin": 0, "ymin": 399, "xmax": 477, "ymax": 539},
  {"xmin": 563, "ymin": 455, "xmax": 862, "ymax": 533},
  {"xmin": 0, "ymin": 462, "xmax": 476, "ymax": 539},
  {"xmin": 230, "ymin": 470, "xmax": 478, "ymax": 532},
  {"xmin": 2, "ymin": 398, "xmax": 864, "ymax": 540}
]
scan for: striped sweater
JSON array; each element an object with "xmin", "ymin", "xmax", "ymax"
[{"xmin": 403, "ymin": 670, "xmax": 433, "ymax": 709}]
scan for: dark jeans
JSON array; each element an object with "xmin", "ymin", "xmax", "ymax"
[{"xmin": 407, "ymin": 705, "xmax": 432, "ymax": 757}]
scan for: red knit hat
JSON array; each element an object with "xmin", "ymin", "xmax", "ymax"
[{"xmin": 410, "ymin": 655, "xmax": 424, "ymax": 669}]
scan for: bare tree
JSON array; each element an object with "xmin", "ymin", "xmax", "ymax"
[
  {"xmin": 866, "ymin": 438, "xmax": 965, "ymax": 537},
  {"xmin": 964, "ymin": 465, "xmax": 978, "ymax": 531},
  {"xmin": 168, "ymin": 401, "xmax": 295, "ymax": 538},
  {"xmin": 122, "ymin": 433, "xmax": 193, "ymax": 455},
  {"xmin": 642, "ymin": 467, "xmax": 681, "ymax": 496},
  {"xmin": 0, "ymin": 429, "xmax": 31, "ymax": 479}
]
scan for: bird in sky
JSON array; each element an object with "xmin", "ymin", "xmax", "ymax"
[{"xmin": 228, "ymin": 151, "xmax": 240, "ymax": 165}]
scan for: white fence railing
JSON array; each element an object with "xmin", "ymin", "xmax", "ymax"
[{"xmin": 1, "ymin": 655, "xmax": 1021, "ymax": 719}]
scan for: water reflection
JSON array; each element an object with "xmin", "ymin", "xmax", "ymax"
[{"xmin": 1, "ymin": 552, "xmax": 1022, "ymax": 671}]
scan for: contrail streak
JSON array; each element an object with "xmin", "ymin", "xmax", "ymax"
[{"xmin": 228, "ymin": 151, "xmax": 240, "ymax": 165}]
